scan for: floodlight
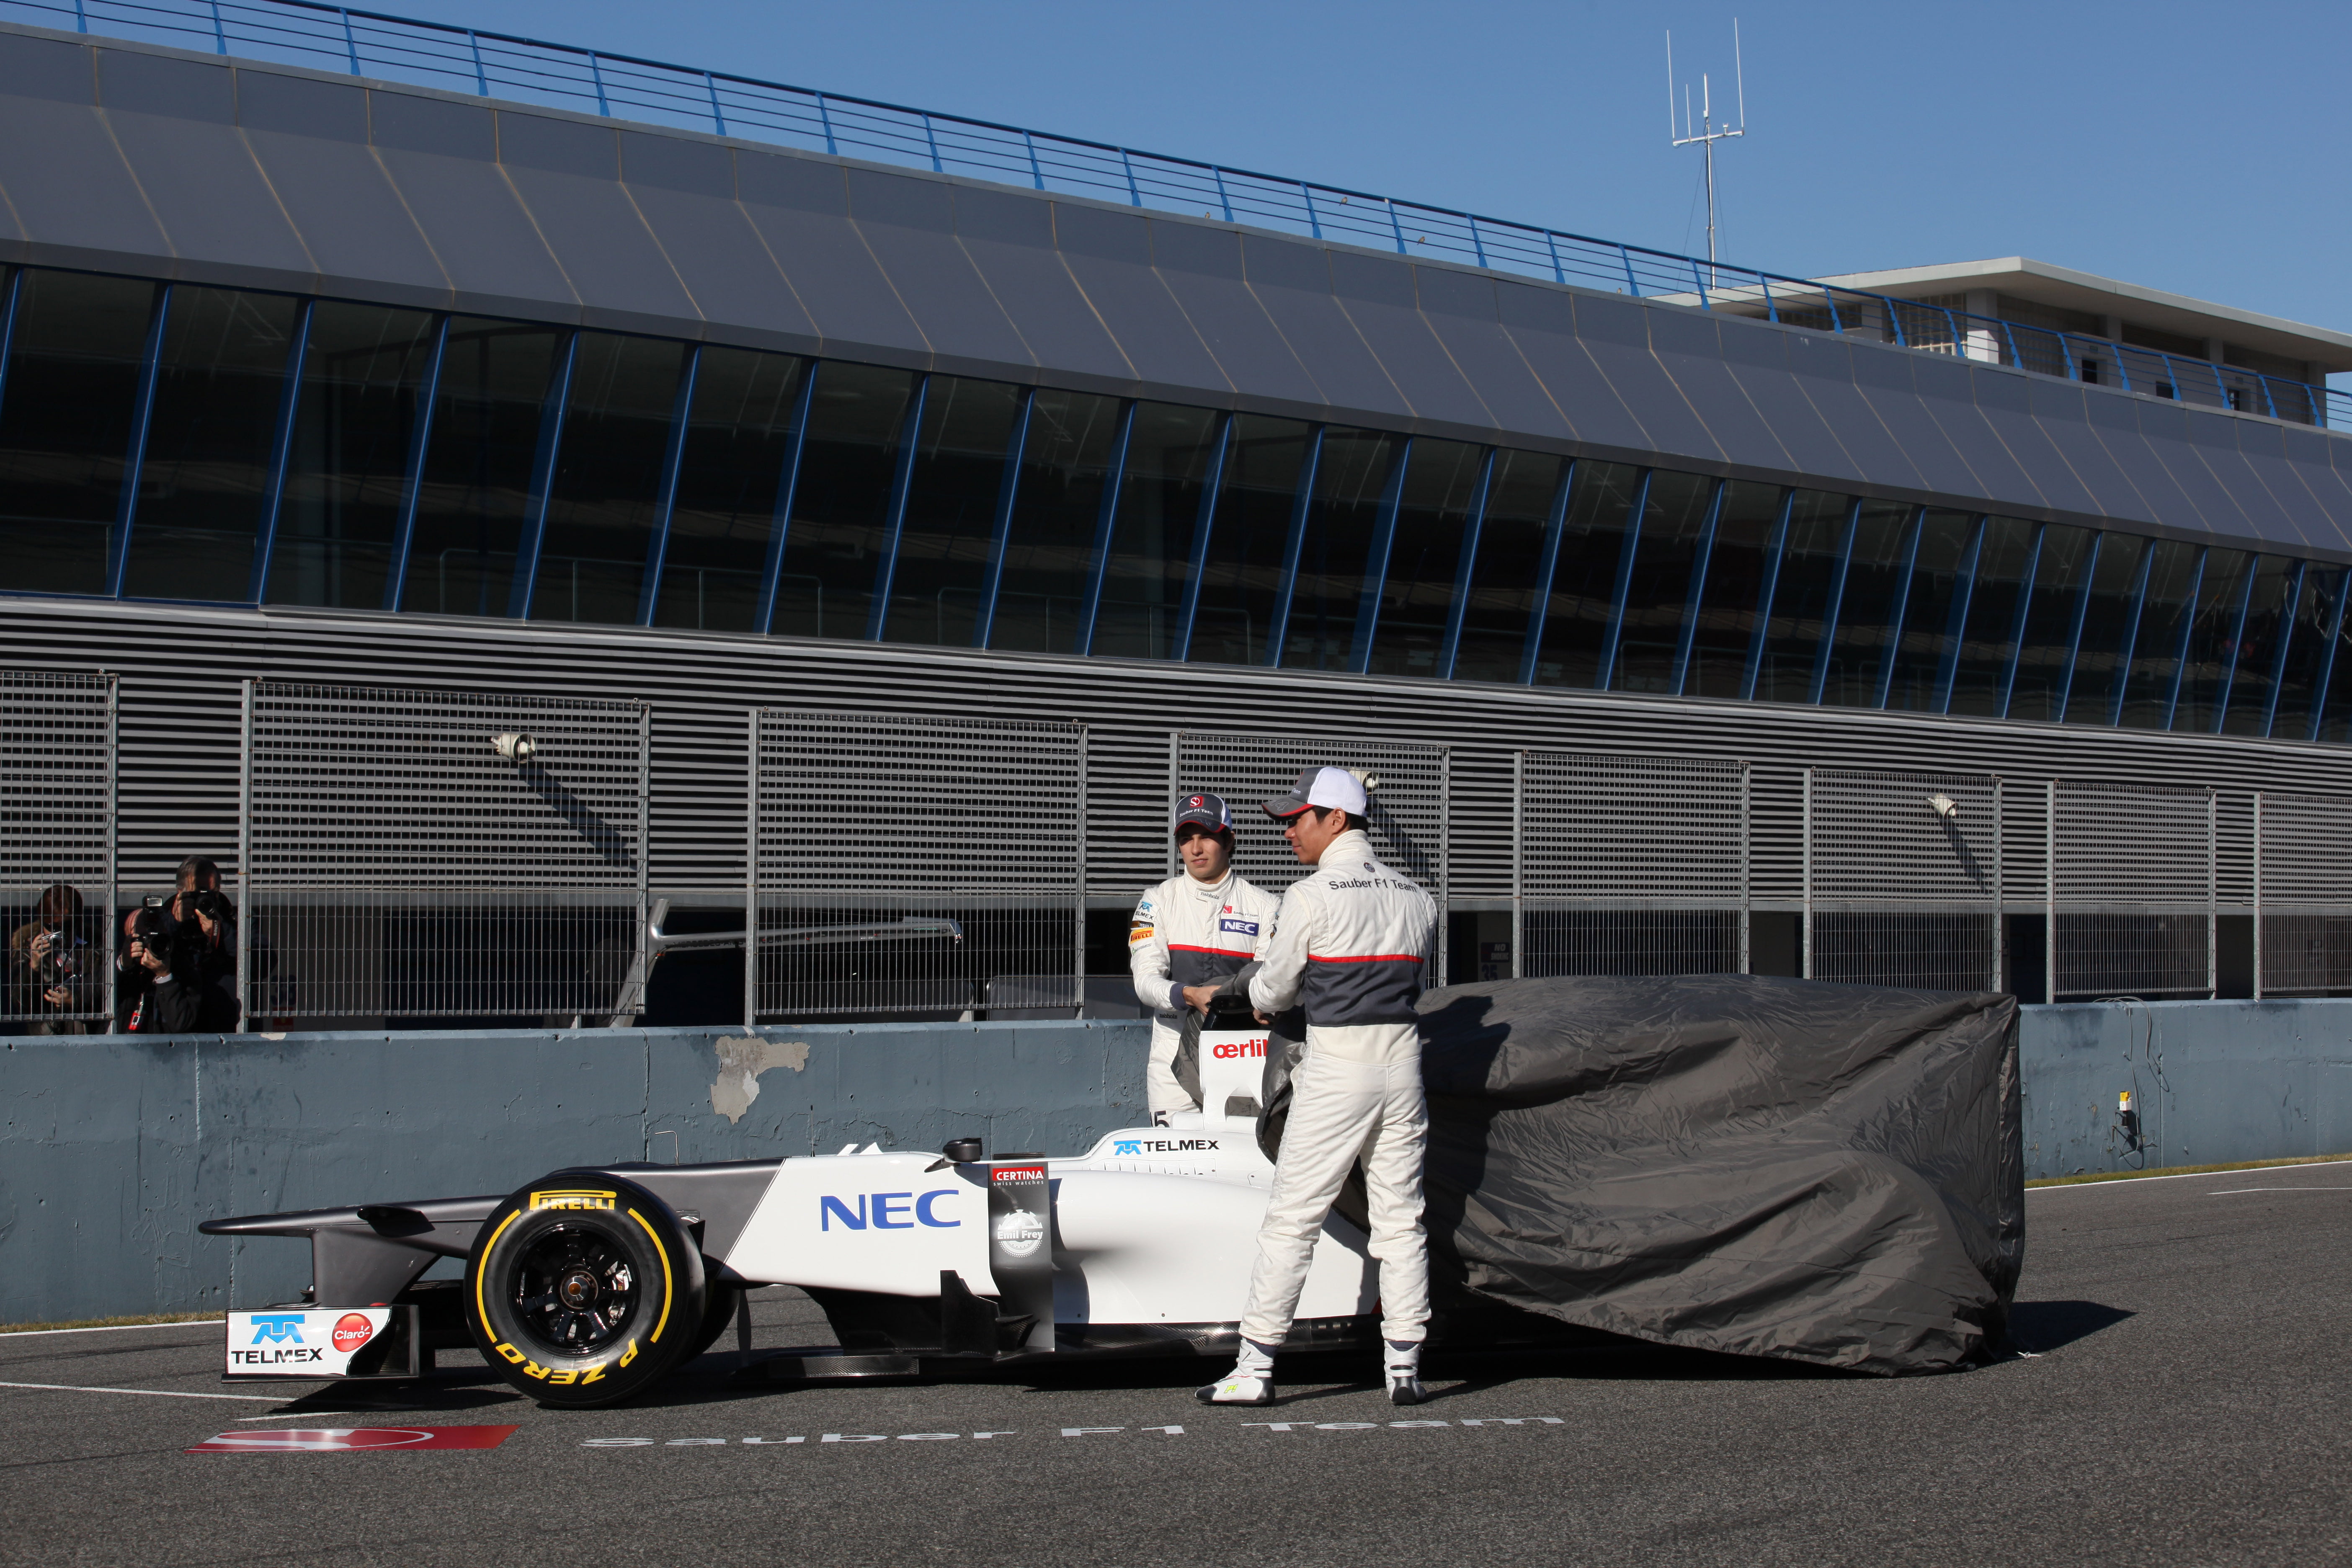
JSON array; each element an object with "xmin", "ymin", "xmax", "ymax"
[{"xmin": 491, "ymin": 732, "xmax": 538, "ymax": 763}]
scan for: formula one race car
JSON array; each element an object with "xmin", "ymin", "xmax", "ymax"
[
  {"xmin": 203, "ymin": 975, "xmax": 2026, "ymax": 1406},
  {"xmin": 204, "ymin": 1003, "xmax": 1351, "ymax": 1408}
]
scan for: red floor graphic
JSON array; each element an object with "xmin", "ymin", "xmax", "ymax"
[{"xmin": 187, "ymin": 1426, "xmax": 520, "ymax": 1453}]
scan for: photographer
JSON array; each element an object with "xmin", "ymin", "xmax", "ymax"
[
  {"xmin": 116, "ymin": 857, "xmax": 239, "ymax": 1034},
  {"xmin": 9, "ymin": 883, "xmax": 99, "ymax": 1034}
]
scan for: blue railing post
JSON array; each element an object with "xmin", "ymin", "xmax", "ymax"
[
  {"xmin": 209, "ymin": 0, "xmax": 226, "ymax": 54},
  {"xmin": 382, "ymin": 313, "xmax": 448, "ymax": 614},
  {"xmin": 340, "ymin": 8, "xmax": 359, "ymax": 74},
  {"xmin": 2157, "ymin": 351, "xmax": 2180, "ymax": 399},
  {"xmin": 1823, "ymin": 291, "xmax": 1844, "ymax": 334},
  {"xmin": 1758, "ymin": 273, "xmax": 1779, "ymax": 322},
  {"xmin": 1883, "ymin": 297, "xmax": 1908, "ymax": 348},
  {"xmin": 73, "ymin": 0, "xmax": 86, "ymax": 33},
  {"xmin": 815, "ymin": 92, "xmax": 838, "ymax": 155},
  {"xmin": 1211, "ymin": 167, "xmax": 1233, "ymax": 223},
  {"xmin": 1467, "ymin": 216, "xmax": 1487, "ymax": 269},
  {"xmin": 106, "ymin": 284, "xmax": 172, "ymax": 600},
  {"xmin": 2000, "ymin": 322, "xmax": 2022, "ymax": 368},
  {"xmin": 1390, "ymin": 200, "xmax": 1408, "ymax": 257},
  {"xmin": 1120, "ymin": 148, "xmax": 1141, "ymax": 207},
  {"xmin": 588, "ymin": 53, "xmax": 610, "ymax": 117},
  {"xmin": 705, "ymin": 72, "xmax": 727, "ymax": 137},
  {"xmin": 467, "ymin": 30, "xmax": 487, "ymax": 95},
  {"xmin": 1689, "ymin": 257, "xmax": 1710, "ymax": 309},
  {"xmin": 2056, "ymin": 332, "xmax": 2078, "ymax": 381},
  {"xmin": 752, "ymin": 361, "xmax": 818, "ymax": 637},
  {"xmin": 2258, "ymin": 374, "xmax": 2279, "ymax": 420},
  {"xmin": 1618, "ymin": 244, "xmax": 1640, "ymax": 297},
  {"xmin": 921, "ymin": 113, "xmax": 941, "ymax": 173},
  {"xmin": 1024, "ymin": 131, "xmax": 1044, "ymax": 190},
  {"xmin": 635, "ymin": 343, "xmax": 699, "ymax": 627},
  {"xmin": 1301, "ymin": 183, "xmax": 1322, "ymax": 240},
  {"xmin": 247, "ymin": 296, "xmax": 315, "ymax": 605},
  {"xmin": 1544, "ymin": 231, "xmax": 1565, "ymax": 285},
  {"xmin": 2111, "ymin": 343, "xmax": 2134, "ymax": 394}
]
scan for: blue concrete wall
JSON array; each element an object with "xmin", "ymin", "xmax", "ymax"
[{"xmin": 8, "ymin": 1001, "xmax": 2352, "ymax": 1323}]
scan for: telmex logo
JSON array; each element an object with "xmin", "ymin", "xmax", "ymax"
[
  {"xmin": 1210, "ymin": 1038, "xmax": 1269, "ymax": 1060},
  {"xmin": 818, "ymin": 1191, "xmax": 962, "ymax": 1231},
  {"xmin": 992, "ymin": 1166, "xmax": 1046, "ymax": 1184},
  {"xmin": 249, "ymin": 1313, "xmax": 306, "ymax": 1345},
  {"xmin": 1112, "ymin": 1138, "xmax": 1220, "ymax": 1155},
  {"xmin": 530, "ymin": 1189, "xmax": 616, "ymax": 1211}
]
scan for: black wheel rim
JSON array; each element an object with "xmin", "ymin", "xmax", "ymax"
[{"xmin": 508, "ymin": 1224, "xmax": 638, "ymax": 1354}]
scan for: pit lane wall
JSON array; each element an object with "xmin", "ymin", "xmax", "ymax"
[{"xmin": 5, "ymin": 1003, "xmax": 2352, "ymax": 1324}]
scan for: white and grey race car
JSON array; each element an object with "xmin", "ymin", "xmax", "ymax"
[{"xmin": 202, "ymin": 1011, "xmax": 1391, "ymax": 1408}]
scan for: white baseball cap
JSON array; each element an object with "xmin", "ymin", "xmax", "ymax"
[{"xmin": 1261, "ymin": 766, "xmax": 1368, "ymax": 821}]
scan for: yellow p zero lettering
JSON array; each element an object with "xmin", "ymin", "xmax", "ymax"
[
  {"xmin": 494, "ymin": 1341, "xmax": 526, "ymax": 1365},
  {"xmin": 619, "ymin": 1338, "xmax": 640, "ymax": 1368},
  {"xmin": 546, "ymin": 1369, "xmax": 578, "ymax": 1386},
  {"xmin": 474, "ymin": 1209, "xmax": 523, "ymax": 1336},
  {"xmin": 626, "ymin": 1208, "xmax": 675, "ymax": 1344},
  {"xmin": 529, "ymin": 1189, "xmax": 617, "ymax": 1212},
  {"xmin": 580, "ymin": 1364, "xmax": 606, "ymax": 1385},
  {"xmin": 522, "ymin": 1359, "xmax": 552, "ymax": 1381}
]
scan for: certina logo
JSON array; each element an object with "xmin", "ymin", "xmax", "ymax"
[
  {"xmin": 530, "ymin": 1189, "xmax": 616, "ymax": 1211},
  {"xmin": 991, "ymin": 1166, "xmax": 1046, "ymax": 1184},
  {"xmin": 1210, "ymin": 1037, "xmax": 1269, "ymax": 1060},
  {"xmin": 249, "ymin": 1313, "xmax": 305, "ymax": 1345},
  {"xmin": 818, "ymin": 1191, "xmax": 962, "ymax": 1231},
  {"xmin": 1112, "ymin": 1137, "xmax": 1222, "ymax": 1155},
  {"xmin": 993, "ymin": 1207, "xmax": 1047, "ymax": 1259},
  {"xmin": 332, "ymin": 1313, "xmax": 375, "ymax": 1353}
]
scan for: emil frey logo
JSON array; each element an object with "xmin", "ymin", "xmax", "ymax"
[
  {"xmin": 332, "ymin": 1313, "xmax": 376, "ymax": 1353},
  {"xmin": 1112, "ymin": 1137, "xmax": 1222, "ymax": 1156},
  {"xmin": 993, "ymin": 1207, "xmax": 1047, "ymax": 1260},
  {"xmin": 250, "ymin": 1314, "xmax": 306, "ymax": 1345}
]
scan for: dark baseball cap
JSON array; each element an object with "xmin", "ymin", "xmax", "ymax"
[{"xmin": 1172, "ymin": 791, "xmax": 1233, "ymax": 836}]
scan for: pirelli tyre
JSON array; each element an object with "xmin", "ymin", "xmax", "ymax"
[{"xmin": 463, "ymin": 1171, "xmax": 707, "ymax": 1408}]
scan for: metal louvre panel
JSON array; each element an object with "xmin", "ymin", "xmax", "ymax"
[
  {"xmin": 243, "ymin": 681, "xmax": 647, "ymax": 1023},
  {"xmin": 1517, "ymin": 751, "xmax": 1746, "ymax": 978},
  {"xmin": 2050, "ymin": 780, "xmax": 2216, "ymax": 1000},
  {"xmin": 2254, "ymin": 791, "xmax": 2352, "ymax": 997},
  {"xmin": 753, "ymin": 710, "xmax": 1081, "ymax": 1019},
  {"xmin": 0, "ymin": 671, "xmax": 114, "ymax": 1022},
  {"xmin": 1805, "ymin": 768, "xmax": 2000, "ymax": 991}
]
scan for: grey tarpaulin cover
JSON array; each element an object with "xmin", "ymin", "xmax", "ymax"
[{"xmin": 1259, "ymin": 973, "xmax": 2023, "ymax": 1376}]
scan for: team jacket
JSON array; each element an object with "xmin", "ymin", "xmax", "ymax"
[
  {"xmin": 1128, "ymin": 868, "xmax": 1280, "ymax": 1015},
  {"xmin": 1248, "ymin": 828, "xmax": 1436, "ymax": 1065}
]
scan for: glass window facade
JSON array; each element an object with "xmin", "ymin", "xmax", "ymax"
[{"xmin": 6, "ymin": 262, "xmax": 2351, "ymax": 745}]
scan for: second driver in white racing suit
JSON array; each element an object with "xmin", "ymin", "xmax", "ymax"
[
  {"xmin": 1127, "ymin": 792, "xmax": 1280, "ymax": 1117},
  {"xmin": 1198, "ymin": 766, "xmax": 1439, "ymax": 1408}
]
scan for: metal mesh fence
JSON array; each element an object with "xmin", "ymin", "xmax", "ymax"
[
  {"xmin": 1804, "ymin": 769, "xmax": 2001, "ymax": 990},
  {"xmin": 2049, "ymin": 780, "xmax": 2216, "ymax": 1000},
  {"xmin": 242, "ymin": 682, "xmax": 648, "ymax": 1024},
  {"xmin": 0, "ymin": 671, "xmax": 115, "ymax": 1026},
  {"xmin": 1170, "ymin": 731, "xmax": 1447, "ymax": 974},
  {"xmin": 752, "ymin": 712, "xmax": 1082, "ymax": 1020},
  {"xmin": 2254, "ymin": 792, "xmax": 2352, "ymax": 998},
  {"xmin": 1516, "ymin": 752, "xmax": 1747, "ymax": 978}
]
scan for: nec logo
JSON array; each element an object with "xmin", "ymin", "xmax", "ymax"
[
  {"xmin": 1112, "ymin": 1137, "xmax": 1221, "ymax": 1155},
  {"xmin": 249, "ymin": 1313, "xmax": 306, "ymax": 1345},
  {"xmin": 1217, "ymin": 918, "xmax": 1259, "ymax": 937},
  {"xmin": 818, "ymin": 1191, "xmax": 962, "ymax": 1231}
]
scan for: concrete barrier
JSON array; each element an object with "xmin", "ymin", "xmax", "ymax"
[{"xmin": 6, "ymin": 1000, "xmax": 2352, "ymax": 1323}]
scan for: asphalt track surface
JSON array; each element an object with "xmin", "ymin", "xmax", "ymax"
[{"xmin": 5, "ymin": 1168, "xmax": 2349, "ymax": 1568}]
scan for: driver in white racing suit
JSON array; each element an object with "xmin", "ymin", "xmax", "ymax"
[
  {"xmin": 1198, "ymin": 766, "xmax": 1438, "ymax": 1408},
  {"xmin": 1128, "ymin": 792, "xmax": 1280, "ymax": 1117}
]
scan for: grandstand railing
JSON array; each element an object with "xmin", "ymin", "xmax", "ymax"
[{"xmin": 5, "ymin": 0, "xmax": 2340, "ymax": 429}]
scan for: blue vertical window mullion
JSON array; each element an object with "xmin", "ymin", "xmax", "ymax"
[
  {"xmin": 2049, "ymin": 533, "xmax": 2104, "ymax": 724},
  {"xmin": 2160, "ymin": 548, "xmax": 2207, "ymax": 731},
  {"xmin": 751, "ymin": 358, "xmax": 818, "ymax": 637},
  {"xmin": 2207, "ymin": 553, "xmax": 2259, "ymax": 733},
  {"xmin": 1933, "ymin": 516, "xmax": 1988, "ymax": 714},
  {"xmin": 1436, "ymin": 446, "xmax": 1496, "ymax": 681},
  {"xmin": 1804, "ymin": 498, "xmax": 1862, "ymax": 707},
  {"xmin": 106, "ymin": 282, "xmax": 173, "ymax": 599},
  {"xmin": 2298, "ymin": 567, "xmax": 2347, "ymax": 743},
  {"xmin": 863, "ymin": 372, "xmax": 929, "ymax": 642},
  {"xmin": 634, "ymin": 342, "xmax": 701, "ymax": 627},
  {"xmin": 1171, "ymin": 412, "xmax": 1231, "ymax": 663},
  {"xmin": 1736, "ymin": 487, "xmax": 1793, "ymax": 703},
  {"xmin": 1261, "ymin": 425, "xmax": 1325, "ymax": 668},
  {"xmin": 2103, "ymin": 537, "xmax": 2157, "ymax": 727},
  {"xmin": 1995, "ymin": 526, "xmax": 2046, "ymax": 720},
  {"xmin": 1594, "ymin": 469, "xmax": 1653, "ymax": 690},
  {"xmin": 1515, "ymin": 459, "xmax": 1578, "ymax": 686},
  {"xmin": 246, "ymin": 294, "xmax": 315, "ymax": 604},
  {"xmin": 1670, "ymin": 479, "xmax": 1725, "ymax": 696},
  {"xmin": 0, "ymin": 270, "xmax": 24, "ymax": 450},
  {"xmin": 382, "ymin": 312, "xmax": 447, "ymax": 613},
  {"xmin": 505, "ymin": 328, "xmax": 580, "ymax": 620},
  {"xmin": 2259, "ymin": 559, "xmax": 2309, "ymax": 738},
  {"xmin": 1072, "ymin": 398, "xmax": 1135, "ymax": 657},
  {"xmin": 1346, "ymin": 437, "xmax": 1412, "ymax": 675},
  {"xmin": 972, "ymin": 385, "xmax": 1037, "ymax": 649},
  {"xmin": 1871, "ymin": 506, "xmax": 1926, "ymax": 708}
]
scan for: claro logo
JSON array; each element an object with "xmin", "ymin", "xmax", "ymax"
[{"xmin": 818, "ymin": 1191, "xmax": 962, "ymax": 1231}]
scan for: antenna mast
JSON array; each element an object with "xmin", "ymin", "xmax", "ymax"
[{"xmin": 1668, "ymin": 20, "xmax": 1748, "ymax": 285}]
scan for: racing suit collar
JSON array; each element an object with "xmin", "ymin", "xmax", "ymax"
[
  {"xmin": 1314, "ymin": 828, "xmax": 1374, "ymax": 867},
  {"xmin": 1180, "ymin": 863, "xmax": 1236, "ymax": 901}
]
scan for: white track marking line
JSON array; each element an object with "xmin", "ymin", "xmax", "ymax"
[
  {"xmin": 235, "ymin": 1411, "xmax": 358, "ymax": 1421},
  {"xmin": 0, "ymin": 1320, "xmax": 224, "ymax": 1338},
  {"xmin": 0, "ymin": 1379, "xmax": 284, "ymax": 1402},
  {"xmin": 2029, "ymin": 1158, "xmax": 2352, "ymax": 1192},
  {"xmin": 2205, "ymin": 1186, "xmax": 2352, "ymax": 1194}
]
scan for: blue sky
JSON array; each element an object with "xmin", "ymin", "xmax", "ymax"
[{"xmin": 380, "ymin": 1, "xmax": 2345, "ymax": 343}]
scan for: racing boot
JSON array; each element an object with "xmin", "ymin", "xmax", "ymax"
[
  {"xmin": 1384, "ymin": 1339, "xmax": 1426, "ymax": 1406},
  {"xmin": 1196, "ymin": 1338, "xmax": 1277, "ymax": 1405}
]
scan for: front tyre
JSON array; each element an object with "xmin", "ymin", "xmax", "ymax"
[{"xmin": 463, "ymin": 1171, "xmax": 707, "ymax": 1408}]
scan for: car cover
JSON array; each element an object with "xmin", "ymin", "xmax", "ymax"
[{"xmin": 1255, "ymin": 972, "xmax": 2022, "ymax": 1376}]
